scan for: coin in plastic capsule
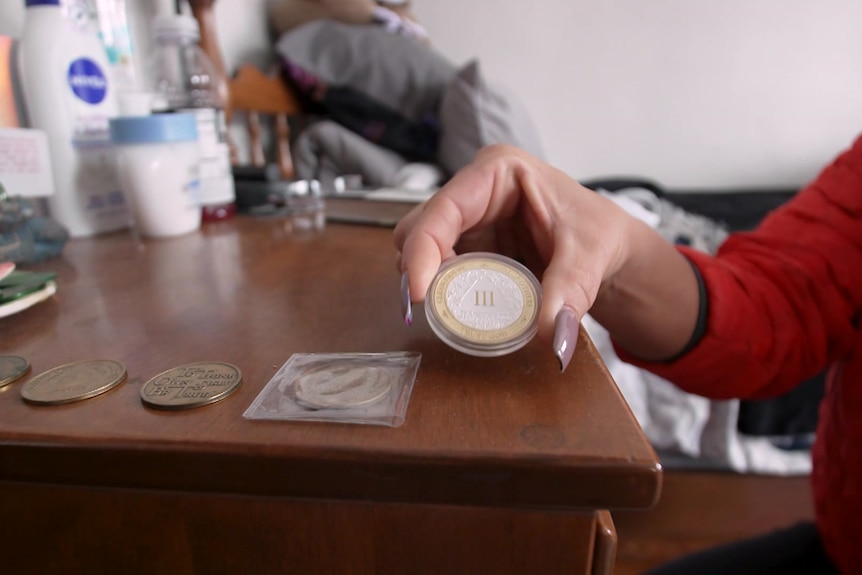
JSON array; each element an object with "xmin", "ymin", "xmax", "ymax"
[{"xmin": 424, "ymin": 252, "xmax": 542, "ymax": 357}]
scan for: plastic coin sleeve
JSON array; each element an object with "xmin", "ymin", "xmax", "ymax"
[{"xmin": 243, "ymin": 352, "xmax": 421, "ymax": 427}]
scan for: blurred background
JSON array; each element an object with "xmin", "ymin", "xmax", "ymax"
[{"xmin": 3, "ymin": 0, "xmax": 861, "ymax": 188}]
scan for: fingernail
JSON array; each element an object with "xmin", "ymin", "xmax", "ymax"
[
  {"xmin": 553, "ymin": 307, "xmax": 579, "ymax": 372},
  {"xmin": 400, "ymin": 272, "xmax": 412, "ymax": 326}
]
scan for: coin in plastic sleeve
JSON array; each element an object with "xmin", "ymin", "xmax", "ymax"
[{"xmin": 293, "ymin": 362, "xmax": 394, "ymax": 409}]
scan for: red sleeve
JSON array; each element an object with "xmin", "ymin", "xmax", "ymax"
[{"xmin": 614, "ymin": 135, "xmax": 862, "ymax": 400}]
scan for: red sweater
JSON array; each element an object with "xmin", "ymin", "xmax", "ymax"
[{"xmin": 617, "ymin": 135, "xmax": 862, "ymax": 573}]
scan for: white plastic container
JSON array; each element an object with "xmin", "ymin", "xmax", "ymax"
[
  {"xmin": 19, "ymin": 0, "xmax": 130, "ymax": 238},
  {"xmin": 109, "ymin": 113, "xmax": 200, "ymax": 238}
]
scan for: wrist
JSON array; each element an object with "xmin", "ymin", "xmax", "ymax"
[
  {"xmin": 591, "ymin": 214, "xmax": 701, "ymax": 360},
  {"xmin": 596, "ymin": 211, "xmax": 657, "ymax": 304}
]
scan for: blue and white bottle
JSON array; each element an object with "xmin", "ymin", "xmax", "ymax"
[{"xmin": 20, "ymin": 0, "xmax": 129, "ymax": 237}]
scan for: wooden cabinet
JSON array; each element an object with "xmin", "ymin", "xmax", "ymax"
[{"xmin": 0, "ymin": 212, "xmax": 660, "ymax": 574}]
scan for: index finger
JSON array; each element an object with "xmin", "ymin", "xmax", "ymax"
[{"xmin": 393, "ymin": 151, "xmax": 528, "ymax": 301}]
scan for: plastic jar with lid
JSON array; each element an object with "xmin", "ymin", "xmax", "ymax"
[{"xmin": 109, "ymin": 113, "xmax": 201, "ymax": 238}]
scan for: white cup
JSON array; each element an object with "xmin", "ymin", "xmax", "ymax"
[{"xmin": 109, "ymin": 114, "xmax": 201, "ymax": 238}]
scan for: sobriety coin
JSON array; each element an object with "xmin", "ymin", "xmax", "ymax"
[
  {"xmin": 293, "ymin": 363, "xmax": 394, "ymax": 409},
  {"xmin": 140, "ymin": 361, "xmax": 242, "ymax": 410},
  {"xmin": 0, "ymin": 355, "xmax": 30, "ymax": 388},
  {"xmin": 21, "ymin": 359, "xmax": 127, "ymax": 405},
  {"xmin": 425, "ymin": 252, "xmax": 541, "ymax": 357}
]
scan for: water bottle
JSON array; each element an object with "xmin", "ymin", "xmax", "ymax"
[
  {"xmin": 146, "ymin": 13, "xmax": 235, "ymax": 222},
  {"xmin": 19, "ymin": 0, "xmax": 130, "ymax": 238}
]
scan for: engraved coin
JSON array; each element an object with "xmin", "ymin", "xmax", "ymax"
[
  {"xmin": 140, "ymin": 361, "xmax": 242, "ymax": 410},
  {"xmin": 425, "ymin": 253, "xmax": 541, "ymax": 357},
  {"xmin": 293, "ymin": 363, "xmax": 393, "ymax": 409},
  {"xmin": 21, "ymin": 359, "xmax": 127, "ymax": 405},
  {"xmin": 0, "ymin": 355, "xmax": 30, "ymax": 388}
]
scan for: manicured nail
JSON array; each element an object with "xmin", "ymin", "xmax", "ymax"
[
  {"xmin": 400, "ymin": 272, "xmax": 412, "ymax": 326},
  {"xmin": 553, "ymin": 307, "xmax": 579, "ymax": 372}
]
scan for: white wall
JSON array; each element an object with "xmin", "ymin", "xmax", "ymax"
[
  {"xmin": 4, "ymin": 0, "xmax": 861, "ymax": 189},
  {"xmin": 413, "ymin": 0, "xmax": 862, "ymax": 189}
]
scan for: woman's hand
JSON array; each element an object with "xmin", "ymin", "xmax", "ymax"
[
  {"xmin": 394, "ymin": 145, "xmax": 643, "ymax": 368},
  {"xmin": 394, "ymin": 144, "xmax": 701, "ymax": 369}
]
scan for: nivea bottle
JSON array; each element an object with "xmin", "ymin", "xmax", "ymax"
[{"xmin": 20, "ymin": 0, "xmax": 129, "ymax": 237}]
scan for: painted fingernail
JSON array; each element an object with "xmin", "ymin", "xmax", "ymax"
[
  {"xmin": 400, "ymin": 272, "xmax": 412, "ymax": 326},
  {"xmin": 553, "ymin": 307, "xmax": 579, "ymax": 372}
]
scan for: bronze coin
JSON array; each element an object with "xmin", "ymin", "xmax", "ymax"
[
  {"xmin": 0, "ymin": 355, "xmax": 31, "ymax": 388},
  {"xmin": 21, "ymin": 359, "xmax": 127, "ymax": 405},
  {"xmin": 140, "ymin": 361, "xmax": 242, "ymax": 410}
]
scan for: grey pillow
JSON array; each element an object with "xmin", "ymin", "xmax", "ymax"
[
  {"xmin": 437, "ymin": 60, "xmax": 545, "ymax": 176},
  {"xmin": 275, "ymin": 20, "xmax": 455, "ymax": 122}
]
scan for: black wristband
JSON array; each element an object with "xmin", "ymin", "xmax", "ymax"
[{"xmin": 663, "ymin": 258, "xmax": 708, "ymax": 362}]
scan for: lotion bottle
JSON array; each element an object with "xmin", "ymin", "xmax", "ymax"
[{"xmin": 20, "ymin": 0, "xmax": 129, "ymax": 237}]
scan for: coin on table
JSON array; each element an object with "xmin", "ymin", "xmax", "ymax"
[
  {"xmin": 0, "ymin": 355, "xmax": 31, "ymax": 388},
  {"xmin": 293, "ymin": 363, "xmax": 394, "ymax": 409},
  {"xmin": 21, "ymin": 359, "xmax": 127, "ymax": 405},
  {"xmin": 140, "ymin": 361, "xmax": 242, "ymax": 410}
]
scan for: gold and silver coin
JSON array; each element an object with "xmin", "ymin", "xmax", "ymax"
[
  {"xmin": 21, "ymin": 359, "xmax": 127, "ymax": 405},
  {"xmin": 0, "ymin": 355, "xmax": 30, "ymax": 388},
  {"xmin": 425, "ymin": 252, "xmax": 542, "ymax": 357},
  {"xmin": 293, "ymin": 363, "xmax": 394, "ymax": 409},
  {"xmin": 140, "ymin": 361, "xmax": 242, "ymax": 410}
]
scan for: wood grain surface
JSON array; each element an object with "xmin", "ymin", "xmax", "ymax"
[{"xmin": 0, "ymin": 213, "xmax": 660, "ymax": 574}]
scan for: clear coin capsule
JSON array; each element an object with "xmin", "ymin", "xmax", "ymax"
[{"xmin": 425, "ymin": 253, "xmax": 542, "ymax": 357}]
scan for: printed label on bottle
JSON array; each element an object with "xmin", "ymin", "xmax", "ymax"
[
  {"xmin": 179, "ymin": 108, "xmax": 235, "ymax": 205},
  {"xmin": 68, "ymin": 58, "xmax": 108, "ymax": 104},
  {"xmin": 65, "ymin": 57, "xmax": 112, "ymax": 143},
  {"xmin": 77, "ymin": 144, "xmax": 127, "ymax": 219},
  {"xmin": 47, "ymin": 142, "xmax": 129, "ymax": 236}
]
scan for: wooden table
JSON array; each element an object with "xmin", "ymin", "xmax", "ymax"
[{"xmin": 0, "ymin": 208, "xmax": 661, "ymax": 575}]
